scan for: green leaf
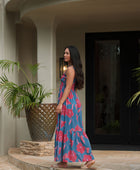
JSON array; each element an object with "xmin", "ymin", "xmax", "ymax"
[
  {"xmin": 28, "ymin": 63, "xmax": 40, "ymax": 77},
  {"xmin": 0, "ymin": 60, "xmax": 52, "ymax": 117},
  {"xmin": 0, "ymin": 60, "xmax": 20, "ymax": 72},
  {"xmin": 127, "ymin": 91, "xmax": 140, "ymax": 107}
]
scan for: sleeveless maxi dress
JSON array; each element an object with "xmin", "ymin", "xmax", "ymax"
[{"xmin": 54, "ymin": 71, "xmax": 95, "ymax": 162}]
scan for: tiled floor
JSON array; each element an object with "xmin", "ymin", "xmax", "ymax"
[{"xmin": 0, "ymin": 155, "xmax": 20, "ymax": 170}]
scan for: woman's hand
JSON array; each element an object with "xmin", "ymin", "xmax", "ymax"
[{"xmin": 55, "ymin": 103, "xmax": 62, "ymax": 114}]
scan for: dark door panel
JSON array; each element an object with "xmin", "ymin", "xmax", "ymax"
[{"xmin": 85, "ymin": 31, "xmax": 140, "ymax": 145}]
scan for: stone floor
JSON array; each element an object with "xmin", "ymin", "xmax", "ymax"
[
  {"xmin": 0, "ymin": 155, "xmax": 20, "ymax": 170},
  {"xmin": 5, "ymin": 147, "xmax": 140, "ymax": 170}
]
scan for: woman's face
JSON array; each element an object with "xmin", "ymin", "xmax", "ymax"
[{"xmin": 64, "ymin": 48, "xmax": 71, "ymax": 63}]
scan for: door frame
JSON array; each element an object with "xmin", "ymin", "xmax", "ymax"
[{"xmin": 85, "ymin": 31, "xmax": 140, "ymax": 144}]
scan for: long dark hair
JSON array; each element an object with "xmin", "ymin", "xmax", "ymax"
[{"xmin": 64, "ymin": 45, "xmax": 84, "ymax": 90}]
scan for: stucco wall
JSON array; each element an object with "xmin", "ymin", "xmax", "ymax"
[
  {"xmin": 15, "ymin": 20, "xmax": 37, "ymax": 145},
  {"xmin": 0, "ymin": 0, "xmax": 3, "ymax": 155},
  {"xmin": 0, "ymin": 3, "xmax": 17, "ymax": 155},
  {"xmin": 16, "ymin": 20, "xmax": 37, "ymax": 84},
  {"xmin": 0, "ymin": 3, "xmax": 34, "ymax": 155}
]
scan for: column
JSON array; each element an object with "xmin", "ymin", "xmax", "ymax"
[
  {"xmin": 33, "ymin": 16, "xmax": 57, "ymax": 103},
  {"xmin": 0, "ymin": 0, "xmax": 16, "ymax": 155},
  {"xmin": 0, "ymin": 0, "xmax": 4, "ymax": 155}
]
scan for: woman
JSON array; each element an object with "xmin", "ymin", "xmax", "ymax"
[{"xmin": 53, "ymin": 46, "xmax": 95, "ymax": 168}]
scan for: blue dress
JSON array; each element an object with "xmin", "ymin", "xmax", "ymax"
[{"xmin": 54, "ymin": 71, "xmax": 95, "ymax": 162}]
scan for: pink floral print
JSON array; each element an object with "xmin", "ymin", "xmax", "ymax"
[{"xmin": 54, "ymin": 73, "xmax": 95, "ymax": 162}]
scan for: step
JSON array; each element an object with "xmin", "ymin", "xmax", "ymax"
[
  {"xmin": 8, "ymin": 147, "xmax": 140, "ymax": 170},
  {"xmin": 8, "ymin": 148, "xmax": 83, "ymax": 170}
]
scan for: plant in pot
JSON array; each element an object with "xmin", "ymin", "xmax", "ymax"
[
  {"xmin": 0, "ymin": 60, "xmax": 57, "ymax": 141},
  {"xmin": 128, "ymin": 67, "xmax": 140, "ymax": 106}
]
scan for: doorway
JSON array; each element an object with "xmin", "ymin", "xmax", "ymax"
[{"xmin": 86, "ymin": 31, "xmax": 140, "ymax": 144}]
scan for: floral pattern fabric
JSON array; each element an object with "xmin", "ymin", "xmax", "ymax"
[{"xmin": 54, "ymin": 72, "xmax": 95, "ymax": 162}]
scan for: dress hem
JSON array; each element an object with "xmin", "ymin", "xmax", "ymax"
[{"xmin": 54, "ymin": 158, "xmax": 95, "ymax": 163}]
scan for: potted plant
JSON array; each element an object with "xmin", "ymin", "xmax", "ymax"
[
  {"xmin": 0, "ymin": 60, "xmax": 57, "ymax": 141},
  {"xmin": 128, "ymin": 67, "xmax": 140, "ymax": 106}
]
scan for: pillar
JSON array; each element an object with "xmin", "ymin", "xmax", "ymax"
[
  {"xmin": 33, "ymin": 16, "xmax": 57, "ymax": 103},
  {"xmin": 0, "ymin": 0, "xmax": 4, "ymax": 155},
  {"xmin": 0, "ymin": 0, "xmax": 17, "ymax": 155}
]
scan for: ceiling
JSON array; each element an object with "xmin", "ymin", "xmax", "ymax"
[{"xmin": 6, "ymin": 0, "xmax": 140, "ymax": 30}]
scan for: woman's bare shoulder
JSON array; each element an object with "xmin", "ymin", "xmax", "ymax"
[{"xmin": 66, "ymin": 65, "xmax": 75, "ymax": 76}]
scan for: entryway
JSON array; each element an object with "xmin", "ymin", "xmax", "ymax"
[{"xmin": 86, "ymin": 31, "xmax": 140, "ymax": 144}]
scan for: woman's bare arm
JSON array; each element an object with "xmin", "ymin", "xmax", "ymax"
[
  {"xmin": 59, "ymin": 66, "xmax": 75, "ymax": 104},
  {"xmin": 55, "ymin": 66, "xmax": 75, "ymax": 113}
]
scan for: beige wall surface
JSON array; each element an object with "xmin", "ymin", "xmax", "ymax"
[
  {"xmin": 0, "ymin": 2, "xmax": 32, "ymax": 155},
  {"xmin": 15, "ymin": 20, "xmax": 37, "ymax": 145},
  {"xmin": 15, "ymin": 117, "xmax": 31, "ymax": 146},
  {"xmin": 16, "ymin": 20, "xmax": 37, "ymax": 85},
  {"xmin": 0, "ymin": 5, "xmax": 17, "ymax": 155},
  {"xmin": 0, "ymin": 0, "xmax": 3, "ymax": 155},
  {"xmin": 33, "ymin": 16, "xmax": 57, "ymax": 103}
]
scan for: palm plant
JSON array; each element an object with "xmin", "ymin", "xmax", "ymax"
[
  {"xmin": 127, "ymin": 67, "xmax": 140, "ymax": 106},
  {"xmin": 0, "ymin": 60, "xmax": 52, "ymax": 116}
]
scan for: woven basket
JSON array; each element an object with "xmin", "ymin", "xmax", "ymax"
[{"xmin": 25, "ymin": 103, "xmax": 57, "ymax": 141}]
